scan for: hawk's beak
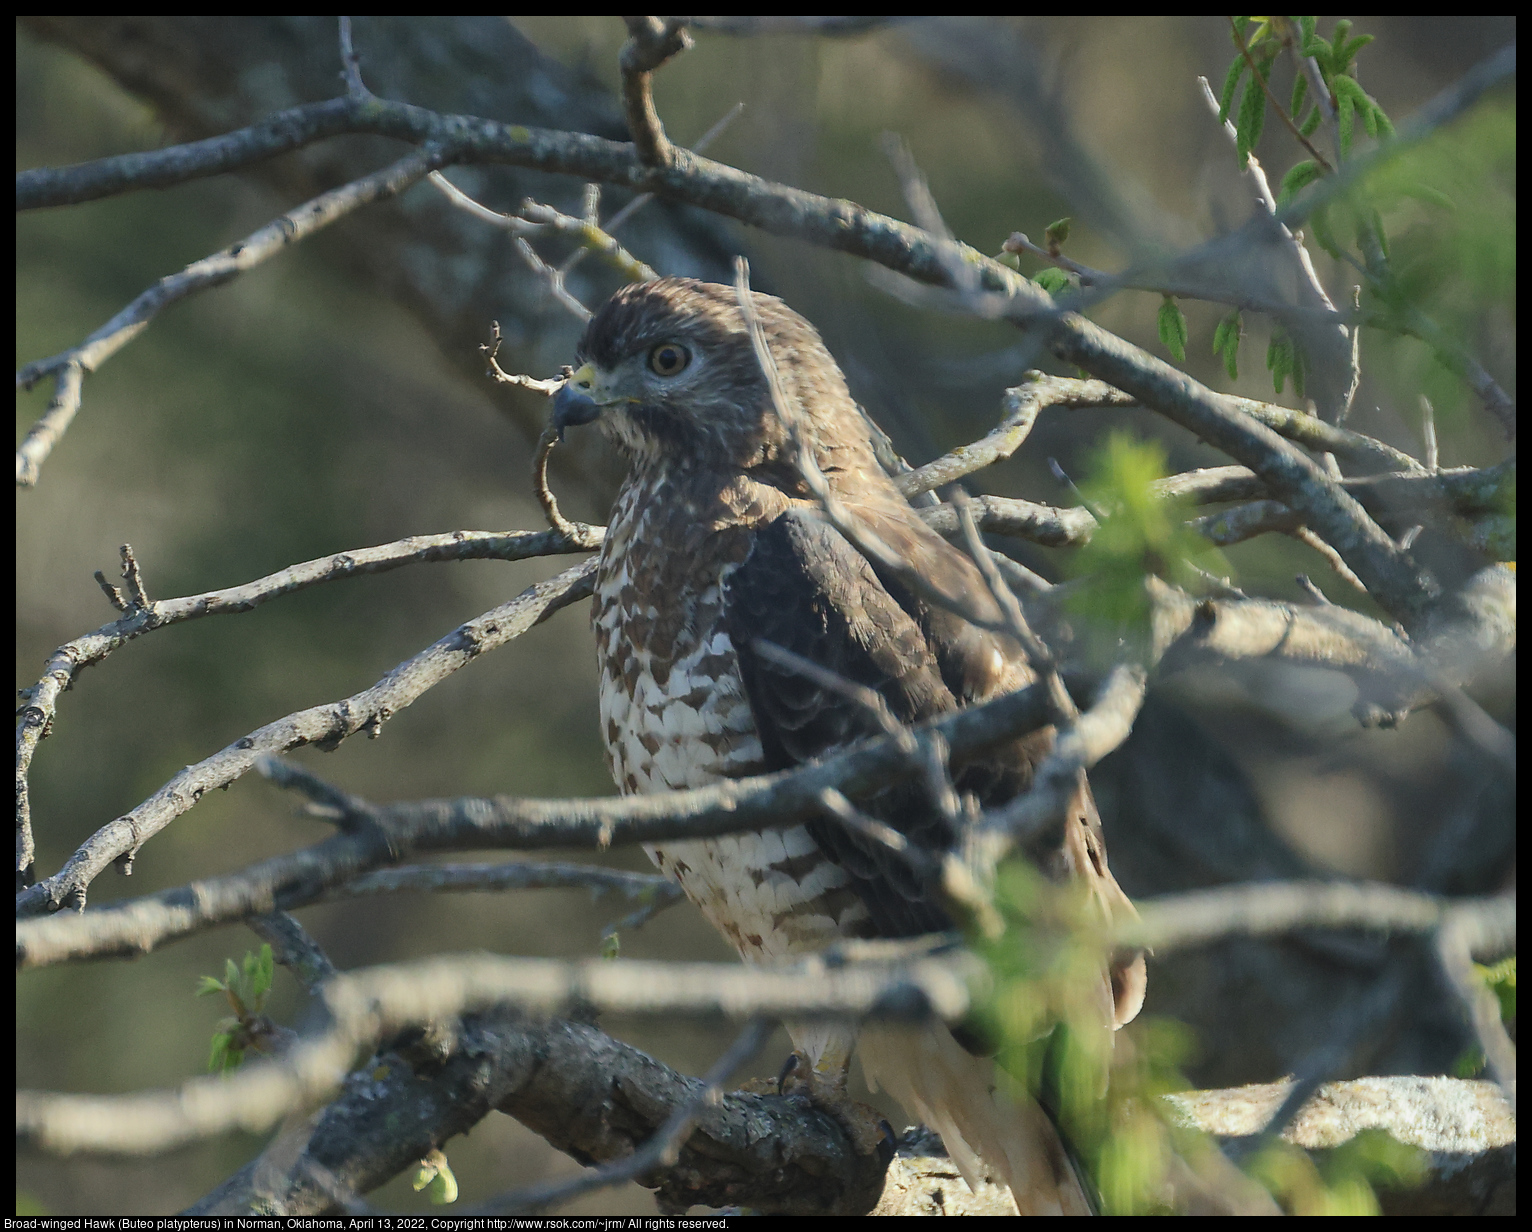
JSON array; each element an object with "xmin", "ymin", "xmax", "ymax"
[{"xmin": 552, "ymin": 362, "xmax": 604, "ymax": 438}]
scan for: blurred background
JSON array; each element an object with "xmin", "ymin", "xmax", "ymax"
[{"xmin": 16, "ymin": 16, "xmax": 1514, "ymax": 1216}]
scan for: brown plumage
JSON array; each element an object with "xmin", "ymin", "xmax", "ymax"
[{"xmin": 554, "ymin": 277, "xmax": 1144, "ymax": 1214}]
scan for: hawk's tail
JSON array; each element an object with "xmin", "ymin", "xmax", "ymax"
[{"xmin": 858, "ymin": 1023, "xmax": 1093, "ymax": 1216}]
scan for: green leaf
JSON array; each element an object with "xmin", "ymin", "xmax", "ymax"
[
  {"xmin": 1451, "ymin": 1046, "xmax": 1487, "ymax": 1078},
  {"xmin": 1277, "ymin": 159, "xmax": 1324, "ymax": 208},
  {"xmin": 1298, "ymin": 105, "xmax": 1323, "ymax": 138},
  {"xmin": 1289, "ymin": 72, "xmax": 1308, "ymax": 118},
  {"xmin": 252, "ymin": 944, "xmax": 274, "ymax": 1000},
  {"xmin": 997, "ymin": 250, "xmax": 1022, "ymax": 270},
  {"xmin": 1218, "ymin": 56, "xmax": 1247, "ymax": 125},
  {"xmin": 1235, "ymin": 68, "xmax": 1267, "ymax": 166},
  {"xmin": 1033, "ymin": 267, "xmax": 1073, "ymax": 297},
  {"xmin": 1213, "ymin": 310, "xmax": 1242, "ymax": 381},
  {"xmin": 1044, "ymin": 216, "xmax": 1072, "ymax": 249},
  {"xmin": 208, "ymin": 1031, "xmax": 242, "ymax": 1075},
  {"xmin": 1310, "ymin": 204, "xmax": 1343, "ymax": 261},
  {"xmin": 1157, "ymin": 297, "xmax": 1187, "ymax": 362},
  {"xmin": 1337, "ymin": 34, "xmax": 1375, "ymax": 74},
  {"xmin": 1476, "ymin": 956, "xmax": 1516, "ymax": 1022},
  {"xmin": 600, "ymin": 930, "xmax": 621, "ymax": 960},
  {"xmin": 1299, "ymin": 15, "xmax": 1317, "ymax": 45},
  {"xmin": 1267, "ymin": 331, "xmax": 1294, "ymax": 396},
  {"xmin": 1334, "ymin": 75, "xmax": 1368, "ymax": 158},
  {"xmin": 196, "ymin": 975, "xmax": 227, "ymax": 997}
]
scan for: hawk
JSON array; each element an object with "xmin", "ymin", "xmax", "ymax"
[{"xmin": 552, "ymin": 277, "xmax": 1144, "ymax": 1215}]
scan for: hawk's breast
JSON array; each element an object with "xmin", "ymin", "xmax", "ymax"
[{"xmin": 593, "ymin": 473, "xmax": 871, "ymax": 961}]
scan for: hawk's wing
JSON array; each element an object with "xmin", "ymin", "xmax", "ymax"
[
  {"xmin": 726, "ymin": 501, "xmax": 1146, "ymax": 1027},
  {"xmin": 725, "ymin": 502, "xmax": 1040, "ymax": 938}
]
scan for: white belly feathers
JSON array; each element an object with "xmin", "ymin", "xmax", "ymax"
[{"xmin": 592, "ymin": 478, "xmax": 870, "ymax": 962}]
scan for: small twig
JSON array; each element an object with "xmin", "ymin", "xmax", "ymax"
[
  {"xmin": 1419, "ymin": 395, "xmax": 1439, "ymax": 473},
  {"xmin": 897, "ymin": 373, "xmax": 1133, "ymax": 497},
  {"xmin": 246, "ymin": 910, "xmax": 339, "ymax": 995},
  {"xmin": 514, "ymin": 236, "xmax": 592, "ymax": 322},
  {"xmin": 532, "ymin": 429, "xmax": 602, "ymax": 548},
  {"xmin": 974, "ymin": 663, "xmax": 1147, "ymax": 855},
  {"xmin": 593, "ymin": 100, "xmax": 745, "ymax": 240},
  {"xmin": 17, "ymin": 146, "xmax": 443, "ymax": 486},
  {"xmin": 817, "ymin": 788, "xmax": 923, "ymax": 865},
  {"xmin": 749, "ymin": 639, "xmax": 911, "ymax": 752},
  {"xmin": 1294, "ymin": 574, "xmax": 1332, "ymax": 605},
  {"xmin": 619, "ymin": 16, "xmax": 692, "ymax": 168},
  {"xmin": 952, "ymin": 489, "xmax": 1077, "ymax": 726},
  {"xmin": 1195, "ymin": 73, "xmax": 1339, "ymax": 315},
  {"xmin": 1002, "ymin": 231, "xmax": 1107, "ymax": 285},
  {"xmin": 328, "ymin": 860, "xmax": 678, "ymax": 905},
  {"xmin": 336, "ymin": 16, "xmax": 370, "ymax": 99},
  {"xmin": 1292, "ymin": 525, "xmax": 1369, "ymax": 596},
  {"xmin": 482, "ymin": 321, "xmax": 565, "ymax": 394}
]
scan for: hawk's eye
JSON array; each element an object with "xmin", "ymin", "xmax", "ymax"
[{"xmin": 648, "ymin": 343, "xmax": 690, "ymax": 377}]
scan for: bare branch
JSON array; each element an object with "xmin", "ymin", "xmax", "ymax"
[
  {"xmin": 16, "ymin": 558, "xmax": 598, "ymax": 919},
  {"xmin": 322, "ymin": 860, "xmax": 678, "ymax": 906},
  {"xmin": 186, "ymin": 1012, "xmax": 889, "ymax": 1217},
  {"xmin": 681, "ymin": 16, "xmax": 906, "ymax": 37},
  {"xmin": 16, "ymin": 96, "xmax": 366, "ymax": 209},
  {"xmin": 1124, "ymin": 880, "xmax": 1510, "ymax": 954},
  {"xmin": 16, "ymin": 673, "xmax": 1050, "ymax": 966},
  {"xmin": 1437, "ymin": 909, "xmax": 1518, "ymax": 1103},
  {"xmin": 620, "ymin": 16, "xmax": 692, "ymax": 167},
  {"xmin": 17, "ymin": 146, "xmax": 443, "ymax": 485},
  {"xmin": 16, "ymin": 528, "xmax": 600, "ymax": 890},
  {"xmin": 336, "ymin": 16, "xmax": 370, "ymax": 99},
  {"xmin": 897, "ymin": 374, "xmax": 1134, "ymax": 497},
  {"xmin": 16, "ymin": 949, "xmax": 977, "ymax": 1155},
  {"xmin": 476, "ymin": 1017, "xmax": 773, "ymax": 1214}
]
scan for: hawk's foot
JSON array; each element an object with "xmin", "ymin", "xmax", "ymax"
[{"xmin": 779, "ymin": 1050, "xmax": 893, "ymax": 1160}]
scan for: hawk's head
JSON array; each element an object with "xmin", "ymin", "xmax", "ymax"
[{"xmin": 553, "ymin": 277, "xmax": 876, "ymax": 480}]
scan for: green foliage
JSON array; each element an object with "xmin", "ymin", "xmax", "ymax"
[
  {"xmin": 1276, "ymin": 158, "xmax": 1323, "ymax": 209},
  {"xmin": 196, "ymin": 944, "xmax": 276, "ymax": 1075},
  {"xmin": 1032, "ymin": 266, "xmax": 1074, "ymax": 297},
  {"xmin": 1451, "ymin": 956, "xmax": 1517, "ymax": 1076},
  {"xmin": 1265, "ymin": 326, "xmax": 1307, "ymax": 399},
  {"xmin": 1044, "ymin": 216, "xmax": 1073, "ymax": 250},
  {"xmin": 412, "ymin": 1149, "xmax": 460, "ymax": 1205},
  {"xmin": 1234, "ymin": 53, "xmax": 1271, "ymax": 168},
  {"xmin": 970, "ymin": 863, "xmax": 1198, "ymax": 1214},
  {"xmin": 1244, "ymin": 1130, "xmax": 1426, "ymax": 1216},
  {"xmin": 1478, "ymin": 956, "xmax": 1517, "ymax": 1023},
  {"xmin": 1066, "ymin": 434, "xmax": 1229, "ymax": 639},
  {"xmin": 1212, "ymin": 310, "xmax": 1243, "ymax": 380},
  {"xmin": 1157, "ymin": 296, "xmax": 1188, "ymax": 362}
]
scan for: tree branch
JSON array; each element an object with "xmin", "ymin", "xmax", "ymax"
[{"xmin": 16, "ymin": 557, "xmax": 598, "ymax": 918}]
